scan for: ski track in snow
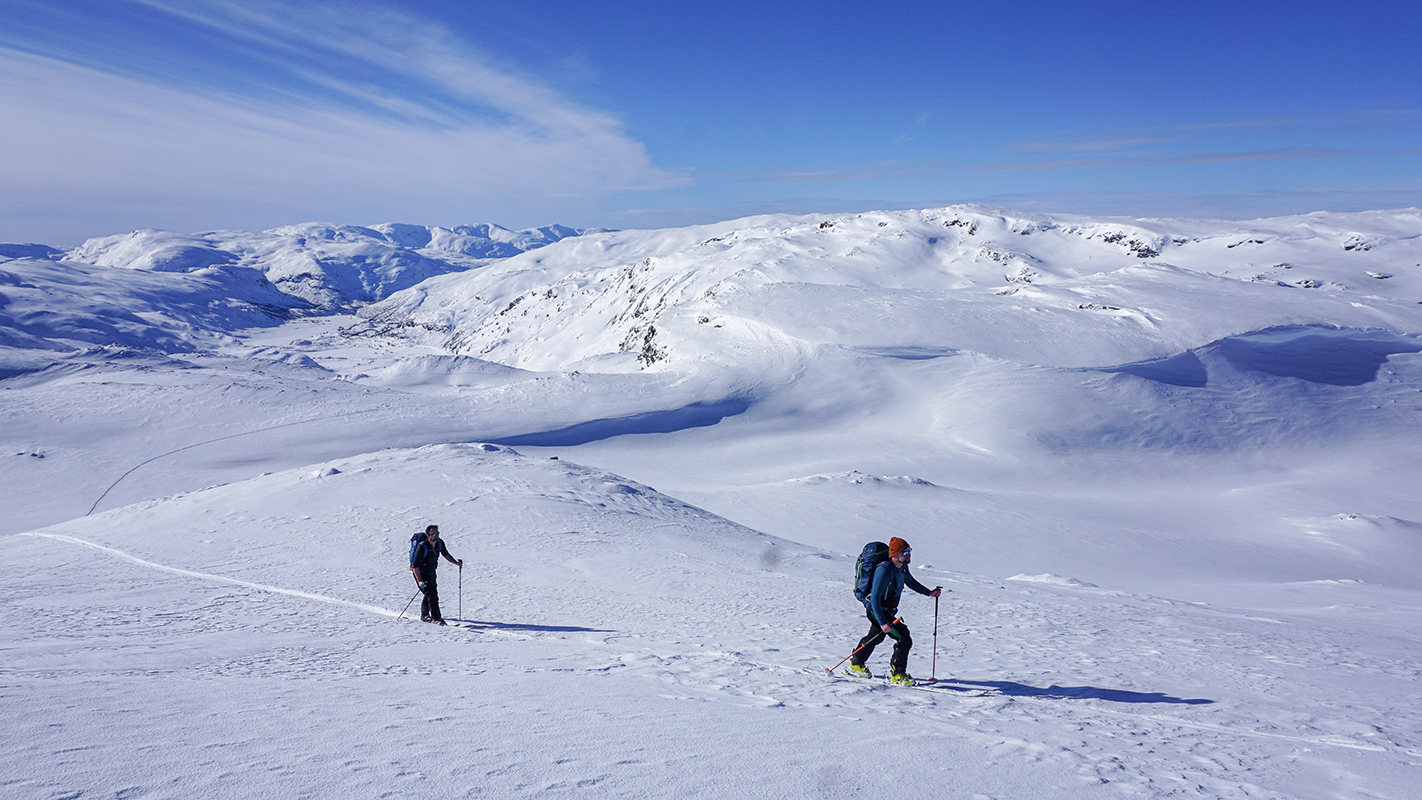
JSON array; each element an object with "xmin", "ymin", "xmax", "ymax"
[
  {"xmin": 21, "ymin": 531, "xmax": 400, "ymax": 618},
  {"xmin": 10, "ymin": 495, "xmax": 1422, "ymax": 798},
  {"xmin": 7, "ymin": 436, "xmax": 1422, "ymax": 798}
]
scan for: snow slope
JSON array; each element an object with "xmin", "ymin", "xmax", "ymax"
[
  {"xmin": 5, "ymin": 444, "xmax": 1419, "ymax": 798},
  {"xmin": 4, "ymin": 205, "xmax": 1422, "ymax": 798}
]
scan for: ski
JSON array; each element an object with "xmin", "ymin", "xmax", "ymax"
[{"xmin": 806, "ymin": 664, "xmax": 995, "ymax": 696}]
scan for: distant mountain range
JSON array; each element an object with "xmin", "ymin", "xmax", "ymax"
[
  {"xmin": 355, "ymin": 205, "xmax": 1422, "ymax": 374},
  {"xmin": 7, "ymin": 221, "xmax": 601, "ymax": 310},
  {"xmin": 3, "ymin": 207, "xmax": 1419, "ymax": 370},
  {"xmin": 0, "ymin": 221, "xmax": 604, "ymax": 351}
]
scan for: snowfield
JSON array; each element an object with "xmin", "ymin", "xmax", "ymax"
[{"xmin": 3, "ymin": 205, "xmax": 1422, "ymax": 798}]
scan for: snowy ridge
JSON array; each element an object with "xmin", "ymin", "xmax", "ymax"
[
  {"xmin": 0, "ymin": 220, "xmax": 601, "ymax": 354},
  {"xmin": 371, "ymin": 222, "xmax": 603, "ymax": 259},
  {"xmin": 43, "ymin": 221, "xmax": 599, "ymax": 317},
  {"xmin": 0, "ymin": 255, "xmax": 311, "ymax": 352},
  {"xmin": 781, "ymin": 470, "xmax": 940, "ymax": 488},
  {"xmin": 1007, "ymin": 573, "xmax": 1100, "ymax": 588}
]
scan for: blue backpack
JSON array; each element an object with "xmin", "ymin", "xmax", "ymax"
[
  {"xmin": 408, "ymin": 532, "xmax": 426, "ymax": 567},
  {"xmin": 853, "ymin": 541, "xmax": 891, "ymax": 604}
]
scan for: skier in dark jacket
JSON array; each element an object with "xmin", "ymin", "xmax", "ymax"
[
  {"xmin": 410, "ymin": 524, "xmax": 462, "ymax": 624},
  {"xmin": 849, "ymin": 536, "xmax": 940, "ymax": 685}
]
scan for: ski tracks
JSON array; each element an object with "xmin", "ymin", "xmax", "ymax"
[
  {"xmin": 559, "ymin": 640, "xmax": 1338, "ymax": 798},
  {"xmin": 18, "ymin": 526, "xmax": 1422, "ymax": 799},
  {"xmin": 21, "ymin": 531, "xmax": 399, "ymax": 619}
]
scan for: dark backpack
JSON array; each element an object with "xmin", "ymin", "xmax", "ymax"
[
  {"xmin": 408, "ymin": 532, "xmax": 425, "ymax": 567},
  {"xmin": 853, "ymin": 541, "xmax": 891, "ymax": 604}
]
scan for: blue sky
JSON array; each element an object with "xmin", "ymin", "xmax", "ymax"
[{"xmin": 3, "ymin": 0, "xmax": 1420, "ymax": 245}]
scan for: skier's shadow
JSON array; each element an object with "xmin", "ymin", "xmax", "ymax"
[
  {"xmin": 951, "ymin": 680, "xmax": 1213, "ymax": 705},
  {"xmin": 453, "ymin": 619, "xmax": 614, "ymax": 634}
]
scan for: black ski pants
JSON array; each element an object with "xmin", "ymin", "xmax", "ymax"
[
  {"xmin": 851, "ymin": 610, "xmax": 912, "ymax": 675},
  {"xmin": 419, "ymin": 573, "xmax": 444, "ymax": 621}
]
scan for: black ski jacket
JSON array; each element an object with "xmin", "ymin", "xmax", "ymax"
[{"xmin": 411, "ymin": 537, "xmax": 454, "ymax": 578}]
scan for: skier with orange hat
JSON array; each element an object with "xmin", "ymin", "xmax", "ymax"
[{"xmin": 848, "ymin": 536, "xmax": 941, "ymax": 685}]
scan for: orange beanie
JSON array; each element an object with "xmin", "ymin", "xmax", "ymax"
[{"xmin": 889, "ymin": 537, "xmax": 910, "ymax": 556}]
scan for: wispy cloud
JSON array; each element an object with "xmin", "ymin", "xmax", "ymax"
[
  {"xmin": 980, "ymin": 185, "xmax": 1422, "ymax": 220},
  {"xmin": 1010, "ymin": 111, "xmax": 1422, "ymax": 156},
  {"xmin": 0, "ymin": 0, "xmax": 680, "ymax": 243},
  {"xmin": 699, "ymin": 144, "xmax": 1388, "ymax": 185},
  {"xmin": 990, "ymin": 146, "xmax": 1359, "ymax": 172},
  {"xmin": 694, "ymin": 110, "xmax": 1421, "ymax": 187}
]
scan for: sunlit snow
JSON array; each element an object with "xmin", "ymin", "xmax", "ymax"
[{"xmin": 4, "ymin": 205, "xmax": 1421, "ymax": 798}]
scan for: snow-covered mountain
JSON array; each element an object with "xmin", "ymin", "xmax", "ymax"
[
  {"xmin": 0, "ymin": 220, "xmax": 601, "ymax": 355},
  {"xmin": 4, "ymin": 205, "xmax": 1422, "ymax": 799},
  {"xmin": 369, "ymin": 221, "xmax": 596, "ymax": 258},
  {"xmin": 351, "ymin": 206, "xmax": 1422, "ymax": 463},
  {"xmin": 51, "ymin": 220, "xmax": 603, "ymax": 316},
  {"xmin": 0, "ymin": 254, "xmax": 309, "ymax": 353},
  {"xmin": 357, "ymin": 206, "xmax": 1422, "ymax": 372}
]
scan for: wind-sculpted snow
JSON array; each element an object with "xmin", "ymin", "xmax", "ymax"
[
  {"xmin": 1106, "ymin": 327, "xmax": 1422, "ymax": 388},
  {"xmin": 782, "ymin": 470, "xmax": 940, "ymax": 488},
  {"xmin": 488, "ymin": 398, "xmax": 753, "ymax": 447},
  {"xmin": 352, "ymin": 353, "xmax": 530, "ymax": 392},
  {"xmin": 1202, "ymin": 327, "xmax": 1422, "ymax": 386}
]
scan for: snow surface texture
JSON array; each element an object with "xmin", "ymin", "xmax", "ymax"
[{"xmin": 4, "ymin": 205, "xmax": 1422, "ymax": 798}]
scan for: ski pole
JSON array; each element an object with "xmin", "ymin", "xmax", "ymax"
[
  {"xmin": 827, "ymin": 617, "xmax": 902, "ymax": 674},
  {"xmin": 399, "ymin": 570, "xmax": 423, "ymax": 621},
  {"xmin": 931, "ymin": 588, "xmax": 941, "ymax": 680},
  {"xmin": 397, "ymin": 589, "xmax": 420, "ymax": 621},
  {"xmin": 458, "ymin": 563, "xmax": 463, "ymax": 623}
]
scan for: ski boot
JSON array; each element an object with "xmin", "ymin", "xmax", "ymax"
[
  {"xmin": 845, "ymin": 663, "xmax": 871, "ymax": 678},
  {"xmin": 890, "ymin": 672, "xmax": 916, "ymax": 686}
]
